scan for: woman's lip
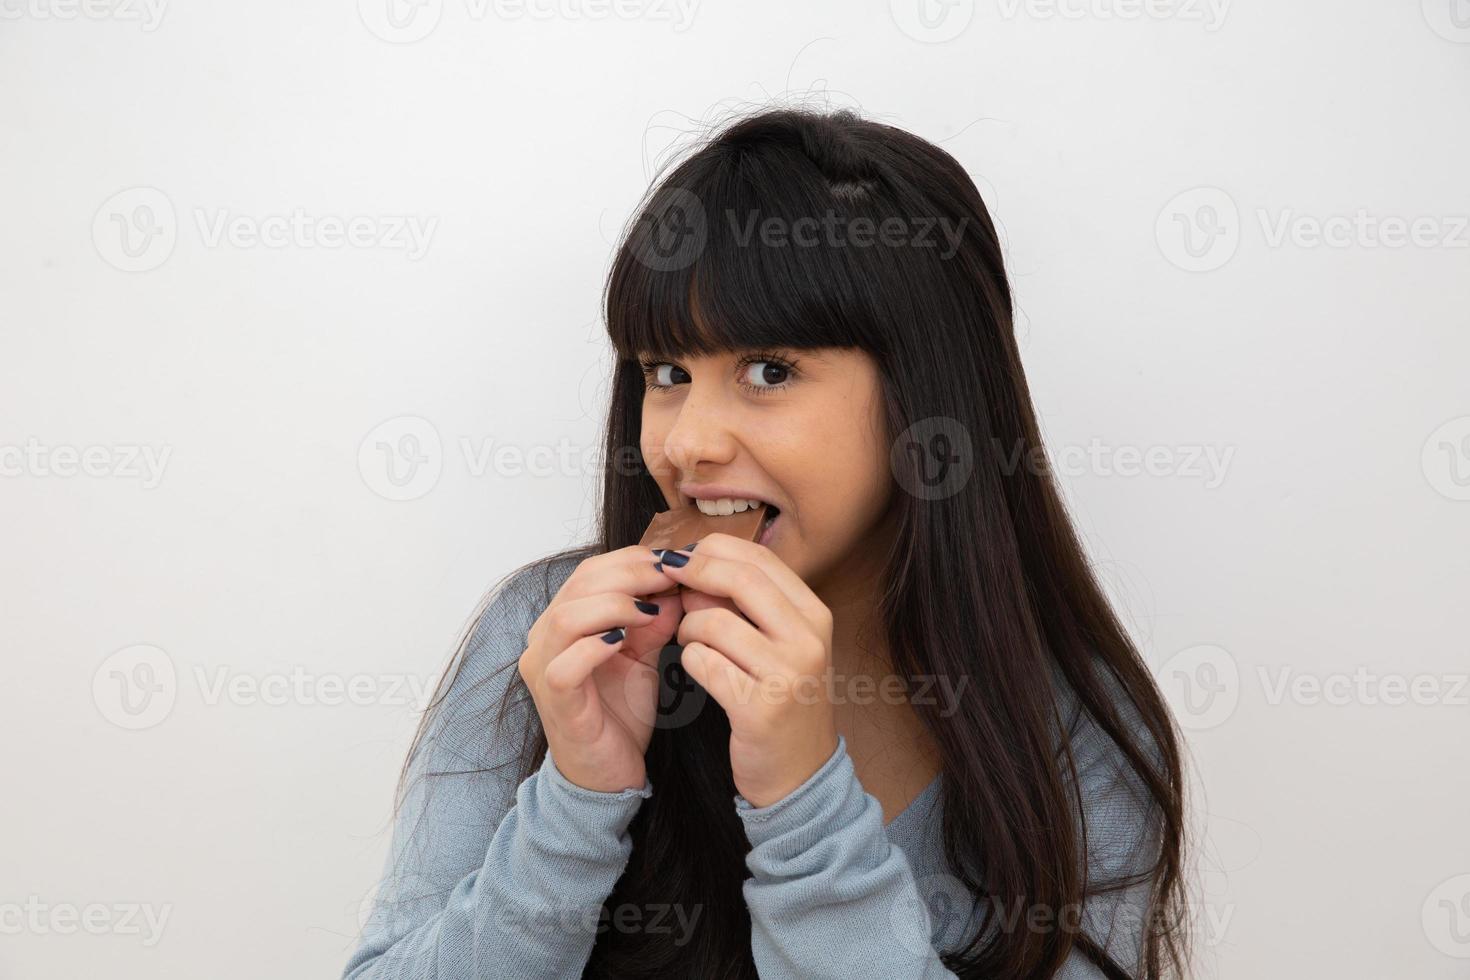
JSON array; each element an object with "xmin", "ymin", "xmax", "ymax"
[{"xmin": 757, "ymin": 509, "xmax": 779, "ymax": 546}]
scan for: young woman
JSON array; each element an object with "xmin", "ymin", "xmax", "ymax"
[{"xmin": 345, "ymin": 106, "xmax": 1190, "ymax": 979}]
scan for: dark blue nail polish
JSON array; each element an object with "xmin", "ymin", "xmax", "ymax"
[
  {"xmin": 635, "ymin": 600, "xmax": 660, "ymax": 615},
  {"xmin": 681, "ymin": 542, "xmax": 698, "ymax": 551},
  {"xmin": 601, "ymin": 627, "xmax": 625, "ymax": 644},
  {"xmin": 659, "ymin": 549, "xmax": 690, "ymax": 568},
  {"xmin": 652, "ymin": 559, "xmax": 664, "ymax": 573}
]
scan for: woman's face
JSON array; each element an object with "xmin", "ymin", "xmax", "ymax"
[{"xmin": 637, "ymin": 345, "xmax": 897, "ymax": 591}]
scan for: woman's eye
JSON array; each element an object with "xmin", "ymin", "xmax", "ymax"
[
  {"xmin": 640, "ymin": 363, "xmax": 688, "ymax": 390},
  {"xmin": 742, "ymin": 359, "xmax": 790, "ymax": 389}
]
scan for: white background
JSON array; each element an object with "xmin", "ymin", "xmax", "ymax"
[{"xmin": 2, "ymin": 1, "xmax": 1467, "ymax": 977}]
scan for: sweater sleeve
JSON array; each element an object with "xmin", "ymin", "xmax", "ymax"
[
  {"xmin": 343, "ymin": 558, "xmax": 651, "ymax": 979},
  {"xmin": 733, "ymin": 734, "xmax": 961, "ymax": 979},
  {"xmin": 734, "ymin": 698, "xmax": 1166, "ymax": 980}
]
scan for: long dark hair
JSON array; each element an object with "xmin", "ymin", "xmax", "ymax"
[{"xmin": 401, "ymin": 105, "xmax": 1190, "ymax": 978}]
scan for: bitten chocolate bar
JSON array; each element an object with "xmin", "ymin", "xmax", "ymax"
[
  {"xmin": 638, "ymin": 501, "xmax": 772, "ymax": 598},
  {"xmin": 638, "ymin": 501, "xmax": 771, "ymax": 551}
]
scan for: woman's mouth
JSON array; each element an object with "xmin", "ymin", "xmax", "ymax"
[
  {"xmin": 757, "ymin": 505, "xmax": 780, "ymax": 545},
  {"xmin": 683, "ymin": 494, "xmax": 781, "ymax": 546}
]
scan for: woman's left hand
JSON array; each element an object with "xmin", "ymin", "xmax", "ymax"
[{"xmin": 656, "ymin": 533, "xmax": 839, "ymax": 808}]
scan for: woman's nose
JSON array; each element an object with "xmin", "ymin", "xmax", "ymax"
[{"xmin": 661, "ymin": 388, "xmax": 739, "ymax": 471}]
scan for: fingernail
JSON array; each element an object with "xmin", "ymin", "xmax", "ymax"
[
  {"xmin": 601, "ymin": 627, "xmax": 625, "ymax": 644},
  {"xmin": 681, "ymin": 541, "xmax": 698, "ymax": 551},
  {"xmin": 634, "ymin": 600, "xmax": 660, "ymax": 615},
  {"xmin": 652, "ymin": 559, "xmax": 664, "ymax": 573},
  {"xmin": 659, "ymin": 550, "xmax": 690, "ymax": 568}
]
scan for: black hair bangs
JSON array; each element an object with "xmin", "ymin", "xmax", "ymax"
[{"xmin": 603, "ymin": 139, "xmax": 899, "ymax": 365}]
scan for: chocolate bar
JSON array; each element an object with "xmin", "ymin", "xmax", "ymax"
[{"xmin": 638, "ymin": 501, "xmax": 772, "ymax": 598}]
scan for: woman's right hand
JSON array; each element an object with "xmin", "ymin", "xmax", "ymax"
[{"xmin": 517, "ymin": 546, "xmax": 685, "ymax": 794}]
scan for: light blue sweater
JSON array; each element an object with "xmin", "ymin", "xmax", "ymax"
[{"xmin": 344, "ymin": 555, "xmax": 1159, "ymax": 978}]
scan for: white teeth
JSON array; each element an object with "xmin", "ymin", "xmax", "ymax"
[{"xmin": 694, "ymin": 497, "xmax": 762, "ymax": 517}]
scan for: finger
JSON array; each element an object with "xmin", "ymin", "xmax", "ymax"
[
  {"xmin": 679, "ymin": 641, "xmax": 757, "ymax": 715},
  {"xmin": 674, "ymin": 532, "xmax": 829, "ymax": 629},
  {"xmin": 676, "ymin": 606, "xmax": 771, "ymax": 679},
  {"xmin": 526, "ymin": 592, "xmax": 662, "ymax": 673},
  {"xmin": 538, "ymin": 631, "xmax": 629, "ymax": 715},
  {"xmin": 681, "ymin": 589, "xmax": 746, "ymax": 622},
  {"xmin": 622, "ymin": 589, "xmax": 685, "ymax": 667},
  {"xmin": 654, "ymin": 546, "xmax": 806, "ymax": 641},
  {"xmin": 556, "ymin": 546, "xmax": 679, "ymax": 603}
]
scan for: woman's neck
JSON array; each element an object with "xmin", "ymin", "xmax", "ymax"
[{"xmin": 810, "ymin": 507, "xmax": 938, "ymax": 775}]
